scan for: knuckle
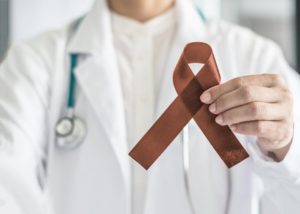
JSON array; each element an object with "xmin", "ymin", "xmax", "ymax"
[
  {"xmin": 284, "ymin": 91, "xmax": 294, "ymax": 104},
  {"xmin": 214, "ymin": 87, "xmax": 222, "ymax": 98},
  {"xmin": 241, "ymin": 86, "xmax": 253, "ymax": 101},
  {"xmin": 270, "ymin": 74, "xmax": 285, "ymax": 86},
  {"xmin": 234, "ymin": 77, "xmax": 246, "ymax": 87},
  {"xmin": 222, "ymin": 112, "xmax": 233, "ymax": 123},
  {"xmin": 249, "ymin": 103, "xmax": 260, "ymax": 116},
  {"xmin": 249, "ymin": 103, "xmax": 265, "ymax": 117},
  {"xmin": 215, "ymin": 98, "xmax": 226, "ymax": 111},
  {"xmin": 209, "ymin": 87, "xmax": 221, "ymax": 100},
  {"xmin": 281, "ymin": 91, "xmax": 294, "ymax": 117},
  {"xmin": 256, "ymin": 121, "xmax": 266, "ymax": 135}
]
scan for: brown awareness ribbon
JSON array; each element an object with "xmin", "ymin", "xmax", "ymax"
[{"xmin": 129, "ymin": 42, "xmax": 249, "ymax": 170}]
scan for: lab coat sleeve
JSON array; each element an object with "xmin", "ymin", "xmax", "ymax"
[
  {"xmin": 0, "ymin": 43, "xmax": 50, "ymax": 214},
  {"xmin": 243, "ymin": 38, "xmax": 300, "ymax": 211},
  {"xmin": 244, "ymin": 40, "xmax": 300, "ymax": 180}
]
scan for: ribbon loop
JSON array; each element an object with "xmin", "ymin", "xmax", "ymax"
[{"xmin": 129, "ymin": 42, "xmax": 249, "ymax": 170}]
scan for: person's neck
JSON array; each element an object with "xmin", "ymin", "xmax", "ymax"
[{"xmin": 108, "ymin": 0, "xmax": 175, "ymax": 22}]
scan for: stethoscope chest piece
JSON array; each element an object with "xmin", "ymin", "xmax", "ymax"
[{"xmin": 56, "ymin": 116, "xmax": 86, "ymax": 150}]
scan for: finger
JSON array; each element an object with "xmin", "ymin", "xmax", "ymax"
[
  {"xmin": 200, "ymin": 74, "xmax": 285, "ymax": 104},
  {"xmin": 230, "ymin": 120, "xmax": 280, "ymax": 138},
  {"xmin": 215, "ymin": 102, "xmax": 286, "ymax": 126},
  {"xmin": 209, "ymin": 86, "xmax": 284, "ymax": 114},
  {"xmin": 230, "ymin": 120, "xmax": 292, "ymax": 149}
]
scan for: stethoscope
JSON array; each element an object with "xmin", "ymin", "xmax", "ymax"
[
  {"xmin": 54, "ymin": 8, "xmax": 229, "ymax": 214},
  {"xmin": 55, "ymin": 54, "xmax": 87, "ymax": 149}
]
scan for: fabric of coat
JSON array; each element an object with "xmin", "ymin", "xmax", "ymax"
[{"xmin": 0, "ymin": 0, "xmax": 300, "ymax": 214}]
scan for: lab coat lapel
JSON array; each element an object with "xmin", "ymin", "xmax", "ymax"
[
  {"xmin": 74, "ymin": 52, "xmax": 130, "ymax": 184},
  {"xmin": 67, "ymin": 0, "xmax": 130, "ymax": 198}
]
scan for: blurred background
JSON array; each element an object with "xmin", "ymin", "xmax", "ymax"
[{"xmin": 0, "ymin": 0, "xmax": 299, "ymax": 73}]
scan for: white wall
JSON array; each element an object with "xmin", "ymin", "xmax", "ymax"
[
  {"xmin": 221, "ymin": 0, "xmax": 296, "ymax": 67},
  {"xmin": 9, "ymin": 0, "xmax": 221, "ymax": 43},
  {"xmin": 8, "ymin": 0, "xmax": 296, "ymax": 67},
  {"xmin": 10, "ymin": 0, "xmax": 95, "ymax": 42}
]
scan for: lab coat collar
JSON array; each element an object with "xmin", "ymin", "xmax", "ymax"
[
  {"xmin": 67, "ymin": 0, "xmax": 112, "ymax": 54},
  {"xmin": 66, "ymin": 0, "xmax": 207, "ymax": 55}
]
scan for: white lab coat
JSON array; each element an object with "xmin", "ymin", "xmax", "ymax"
[{"xmin": 0, "ymin": 0, "xmax": 300, "ymax": 214}]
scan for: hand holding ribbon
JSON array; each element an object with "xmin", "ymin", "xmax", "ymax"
[{"xmin": 129, "ymin": 42, "xmax": 249, "ymax": 170}]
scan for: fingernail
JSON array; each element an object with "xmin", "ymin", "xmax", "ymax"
[
  {"xmin": 209, "ymin": 103, "xmax": 216, "ymax": 113},
  {"xmin": 200, "ymin": 92, "xmax": 211, "ymax": 103},
  {"xmin": 215, "ymin": 115, "xmax": 224, "ymax": 125}
]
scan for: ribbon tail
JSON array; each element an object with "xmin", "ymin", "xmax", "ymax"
[
  {"xmin": 129, "ymin": 97, "xmax": 193, "ymax": 170},
  {"xmin": 194, "ymin": 105, "xmax": 249, "ymax": 168}
]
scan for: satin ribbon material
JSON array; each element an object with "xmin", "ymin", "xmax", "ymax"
[{"xmin": 129, "ymin": 42, "xmax": 249, "ymax": 170}]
